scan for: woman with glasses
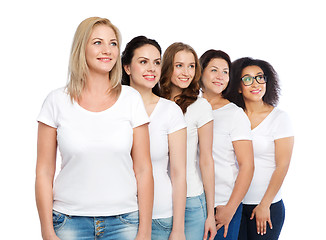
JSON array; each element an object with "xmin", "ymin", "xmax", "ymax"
[
  {"xmin": 228, "ymin": 57, "xmax": 294, "ymax": 240},
  {"xmin": 199, "ymin": 50, "xmax": 254, "ymax": 240}
]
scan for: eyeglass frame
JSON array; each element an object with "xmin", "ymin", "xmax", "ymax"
[{"xmin": 241, "ymin": 74, "xmax": 267, "ymax": 86}]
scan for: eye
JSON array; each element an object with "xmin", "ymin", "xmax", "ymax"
[
  {"xmin": 189, "ymin": 64, "xmax": 195, "ymax": 69},
  {"xmin": 223, "ymin": 70, "xmax": 229, "ymax": 74},
  {"xmin": 94, "ymin": 41, "xmax": 101, "ymax": 45},
  {"xmin": 176, "ymin": 64, "xmax": 182, "ymax": 68},
  {"xmin": 155, "ymin": 60, "xmax": 161, "ymax": 65},
  {"xmin": 243, "ymin": 76, "xmax": 252, "ymax": 82},
  {"xmin": 140, "ymin": 60, "xmax": 147, "ymax": 64},
  {"xmin": 211, "ymin": 69, "xmax": 217, "ymax": 72},
  {"xmin": 110, "ymin": 41, "xmax": 117, "ymax": 46}
]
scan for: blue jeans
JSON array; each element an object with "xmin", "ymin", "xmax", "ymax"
[
  {"xmin": 214, "ymin": 203, "xmax": 243, "ymax": 240},
  {"xmin": 184, "ymin": 192, "xmax": 207, "ymax": 240},
  {"xmin": 53, "ymin": 210, "xmax": 138, "ymax": 239},
  {"xmin": 238, "ymin": 200, "xmax": 285, "ymax": 240},
  {"xmin": 151, "ymin": 217, "xmax": 173, "ymax": 239}
]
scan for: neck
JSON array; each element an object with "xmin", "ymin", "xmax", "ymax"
[
  {"xmin": 85, "ymin": 71, "xmax": 111, "ymax": 95},
  {"xmin": 202, "ymin": 89, "xmax": 229, "ymax": 109},
  {"xmin": 170, "ymin": 85, "xmax": 182, "ymax": 101},
  {"xmin": 244, "ymin": 100, "xmax": 268, "ymax": 114},
  {"xmin": 130, "ymin": 83, "xmax": 156, "ymax": 105}
]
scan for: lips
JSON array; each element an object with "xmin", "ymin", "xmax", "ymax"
[
  {"xmin": 213, "ymin": 81, "xmax": 222, "ymax": 86},
  {"xmin": 97, "ymin": 57, "xmax": 112, "ymax": 62},
  {"xmin": 143, "ymin": 75, "xmax": 156, "ymax": 81},
  {"xmin": 250, "ymin": 89, "xmax": 261, "ymax": 94},
  {"xmin": 179, "ymin": 78, "xmax": 189, "ymax": 82}
]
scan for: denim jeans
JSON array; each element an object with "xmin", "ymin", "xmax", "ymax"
[
  {"xmin": 53, "ymin": 210, "xmax": 138, "ymax": 239},
  {"xmin": 214, "ymin": 203, "xmax": 243, "ymax": 240},
  {"xmin": 184, "ymin": 192, "xmax": 207, "ymax": 240},
  {"xmin": 238, "ymin": 200, "xmax": 285, "ymax": 240},
  {"xmin": 151, "ymin": 216, "xmax": 173, "ymax": 240}
]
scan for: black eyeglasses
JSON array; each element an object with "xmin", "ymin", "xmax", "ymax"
[{"xmin": 241, "ymin": 74, "xmax": 267, "ymax": 86}]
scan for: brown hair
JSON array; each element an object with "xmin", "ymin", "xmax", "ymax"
[
  {"xmin": 160, "ymin": 42, "xmax": 201, "ymax": 113},
  {"xmin": 67, "ymin": 17, "xmax": 122, "ymax": 101}
]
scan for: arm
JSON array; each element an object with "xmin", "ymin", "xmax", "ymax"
[
  {"xmin": 251, "ymin": 136, "xmax": 294, "ymax": 235},
  {"xmin": 215, "ymin": 140, "xmax": 254, "ymax": 237},
  {"xmin": 131, "ymin": 124, "xmax": 154, "ymax": 240},
  {"xmin": 168, "ymin": 128, "xmax": 187, "ymax": 240},
  {"xmin": 197, "ymin": 121, "xmax": 217, "ymax": 240},
  {"xmin": 35, "ymin": 122, "xmax": 60, "ymax": 240}
]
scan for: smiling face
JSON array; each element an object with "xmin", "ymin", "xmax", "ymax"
[
  {"xmin": 201, "ymin": 58, "xmax": 229, "ymax": 95},
  {"xmin": 85, "ymin": 24, "xmax": 119, "ymax": 76},
  {"xmin": 124, "ymin": 44, "xmax": 161, "ymax": 91},
  {"xmin": 170, "ymin": 50, "xmax": 196, "ymax": 90},
  {"xmin": 240, "ymin": 65, "xmax": 266, "ymax": 103}
]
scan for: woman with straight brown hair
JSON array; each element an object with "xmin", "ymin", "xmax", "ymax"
[{"xmin": 35, "ymin": 17, "xmax": 154, "ymax": 240}]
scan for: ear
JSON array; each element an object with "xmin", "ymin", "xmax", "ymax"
[
  {"xmin": 238, "ymin": 87, "xmax": 242, "ymax": 94},
  {"xmin": 123, "ymin": 65, "xmax": 131, "ymax": 75}
]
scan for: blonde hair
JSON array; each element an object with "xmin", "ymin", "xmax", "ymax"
[{"xmin": 67, "ymin": 17, "xmax": 122, "ymax": 101}]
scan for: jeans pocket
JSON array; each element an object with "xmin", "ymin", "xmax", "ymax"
[
  {"xmin": 52, "ymin": 210, "xmax": 67, "ymax": 231},
  {"xmin": 118, "ymin": 211, "xmax": 139, "ymax": 225},
  {"xmin": 154, "ymin": 217, "xmax": 173, "ymax": 230}
]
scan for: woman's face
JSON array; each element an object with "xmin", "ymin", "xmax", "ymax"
[
  {"xmin": 240, "ymin": 65, "xmax": 266, "ymax": 103},
  {"xmin": 201, "ymin": 58, "xmax": 229, "ymax": 95},
  {"xmin": 85, "ymin": 25, "xmax": 119, "ymax": 76},
  {"xmin": 124, "ymin": 44, "xmax": 161, "ymax": 90},
  {"xmin": 170, "ymin": 50, "xmax": 196, "ymax": 89}
]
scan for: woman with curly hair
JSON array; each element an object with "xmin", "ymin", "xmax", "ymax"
[
  {"xmin": 228, "ymin": 57, "xmax": 294, "ymax": 240},
  {"xmin": 160, "ymin": 42, "xmax": 217, "ymax": 240}
]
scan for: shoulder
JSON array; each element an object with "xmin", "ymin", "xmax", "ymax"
[
  {"xmin": 271, "ymin": 108, "xmax": 292, "ymax": 124},
  {"xmin": 189, "ymin": 97, "xmax": 212, "ymax": 111},
  {"xmin": 43, "ymin": 87, "xmax": 69, "ymax": 104},
  {"xmin": 121, "ymin": 85, "xmax": 141, "ymax": 97},
  {"xmin": 160, "ymin": 98, "xmax": 182, "ymax": 112}
]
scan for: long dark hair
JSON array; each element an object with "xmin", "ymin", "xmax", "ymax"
[
  {"xmin": 227, "ymin": 57, "xmax": 280, "ymax": 109},
  {"xmin": 160, "ymin": 42, "xmax": 201, "ymax": 113},
  {"xmin": 121, "ymin": 35, "xmax": 161, "ymax": 96}
]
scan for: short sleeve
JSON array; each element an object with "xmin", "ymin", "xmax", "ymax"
[
  {"xmin": 37, "ymin": 91, "xmax": 58, "ymax": 128},
  {"xmin": 167, "ymin": 102, "xmax": 186, "ymax": 134},
  {"xmin": 130, "ymin": 90, "xmax": 150, "ymax": 128},
  {"xmin": 230, "ymin": 108, "xmax": 252, "ymax": 141},
  {"xmin": 273, "ymin": 111, "xmax": 294, "ymax": 140},
  {"xmin": 197, "ymin": 98, "xmax": 214, "ymax": 128}
]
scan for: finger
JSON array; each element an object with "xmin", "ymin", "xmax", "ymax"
[
  {"xmin": 224, "ymin": 224, "xmax": 229, "ymax": 238},
  {"xmin": 262, "ymin": 220, "xmax": 266, "ymax": 235},
  {"xmin": 250, "ymin": 210, "xmax": 255, "ymax": 220},
  {"xmin": 256, "ymin": 220, "xmax": 260, "ymax": 235},
  {"xmin": 268, "ymin": 218, "xmax": 273, "ymax": 230},
  {"xmin": 203, "ymin": 228, "xmax": 208, "ymax": 240},
  {"xmin": 216, "ymin": 223, "xmax": 223, "ymax": 232}
]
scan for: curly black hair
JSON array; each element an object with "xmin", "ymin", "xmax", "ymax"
[{"xmin": 226, "ymin": 57, "xmax": 280, "ymax": 109}]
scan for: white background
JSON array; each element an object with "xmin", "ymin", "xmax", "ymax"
[{"xmin": 1, "ymin": 0, "xmax": 325, "ymax": 239}]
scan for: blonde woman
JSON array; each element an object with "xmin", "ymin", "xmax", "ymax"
[{"xmin": 35, "ymin": 17, "xmax": 154, "ymax": 240}]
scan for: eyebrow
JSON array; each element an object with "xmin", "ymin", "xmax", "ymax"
[
  {"xmin": 175, "ymin": 61, "xmax": 195, "ymax": 64},
  {"xmin": 137, "ymin": 57, "xmax": 161, "ymax": 61},
  {"xmin": 211, "ymin": 66, "xmax": 229, "ymax": 70},
  {"xmin": 91, "ymin": 38, "xmax": 117, "ymax": 41},
  {"xmin": 242, "ymin": 72, "xmax": 264, "ymax": 77}
]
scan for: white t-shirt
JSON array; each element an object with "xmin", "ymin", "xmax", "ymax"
[
  {"xmin": 184, "ymin": 97, "xmax": 214, "ymax": 197},
  {"xmin": 37, "ymin": 86, "xmax": 149, "ymax": 216},
  {"xmin": 149, "ymin": 98, "xmax": 186, "ymax": 219},
  {"xmin": 243, "ymin": 108, "xmax": 294, "ymax": 204},
  {"xmin": 212, "ymin": 103, "xmax": 252, "ymax": 206}
]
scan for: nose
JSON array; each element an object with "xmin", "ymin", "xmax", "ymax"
[
  {"xmin": 147, "ymin": 62, "xmax": 156, "ymax": 72},
  {"xmin": 182, "ymin": 67, "xmax": 190, "ymax": 76},
  {"xmin": 102, "ymin": 44, "xmax": 112, "ymax": 54}
]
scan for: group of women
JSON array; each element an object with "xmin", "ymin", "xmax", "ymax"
[{"xmin": 35, "ymin": 17, "xmax": 294, "ymax": 240}]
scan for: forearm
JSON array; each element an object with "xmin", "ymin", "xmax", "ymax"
[
  {"xmin": 227, "ymin": 164, "xmax": 254, "ymax": 211},
  {"xmin": 199, "ymin": 156, "xmax": 215, "ymax": 217},
  {"xmin": 35, "ymin": 174, "xmax": 56, "ymax": 238},
  {"xmin": 260, "ymin": 165, "xmax": 289, "ymax": 207},
  {"xmin": 135, "ymin": 167, "xmax": 154, "ymax": 236},
  {"xmin": 171, "ymin": 171, "xmax": 186, "ymax": 232}
]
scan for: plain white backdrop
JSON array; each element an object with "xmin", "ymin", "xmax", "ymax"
[{"xmin": 1, "ymin": 0, "xmax": 325, "ymax": 239}]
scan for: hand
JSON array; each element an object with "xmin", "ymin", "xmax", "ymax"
[
  {"xmin": 250, "ymin": 204, "xmax": 273, "ymax": 235},
  {"xmin": 168, "ymin": 230, "xmax": 186, "ymax": 240},
  {"xmin": 214, "ymin": 205, "xmax": 235, "ymax": 238},
  {"xmin": 204, "ymin": 214, "xmax": 217, "ymax": 240}
]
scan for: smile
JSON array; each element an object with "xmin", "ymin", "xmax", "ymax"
[
  {"xmin": 213, "ymin": 81, "xmax": 222, "ymax": 86},
  {"xmin": 179, "ymin": 78, "xmax": 189, "ymax": 82},
  {"xmin": 143, "ymin": 75, "xmax": 156, "ymax": 81},
  {"xmin": 250, "ymin": 89, "xmax": 261, "ymax": 94},
  {"xmin": 97, "ymin": 58, "xmax": 112, "ymax": 62}
]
